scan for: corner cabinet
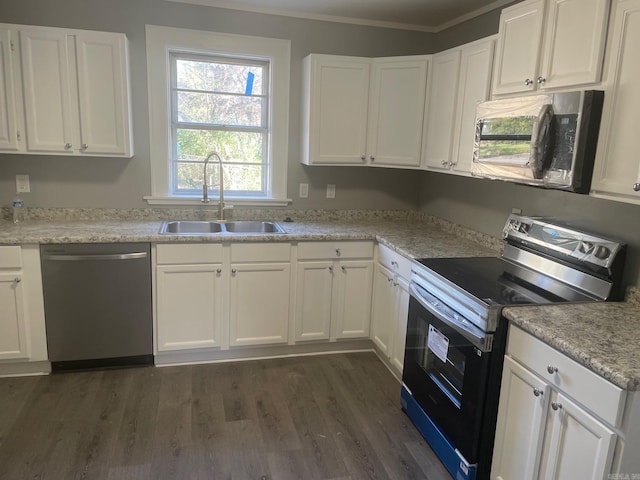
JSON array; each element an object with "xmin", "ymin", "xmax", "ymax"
[
  {"xmin": 492, "ymin": 0, "xmax": 609, "ymax": 95},
  {"xmin": 301, "ymin": 54, "xmax": 429, "ymax": 168},
  {"xmin": 294, "ymin": 241, "xmax": 374, "ymax": 341},
  {"xmin": 491, "ymin": 326, "xmax": 621, "ymax": 480},
  {"xmin": 591, "ymin": 0, "xmax": 640, "ymax": 205},
  {"xmin": 422, "ymin": 37, "xmax": 495, "ymax": 175},
  {"xmin": 0, "ymin": 23, "xmax": 133, "ymax": 157}
]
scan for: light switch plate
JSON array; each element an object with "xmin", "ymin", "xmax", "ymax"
[
  {"xmin": 326, "ymin": 184, "xmax": 336, "ymax": 199},
  {"xmin": 16, "ymin": 174, "xmax": 30, "ymax": 193},
  {"xmin": 299, "ymin": 183, "xmax": 308, "ymax": 198}
]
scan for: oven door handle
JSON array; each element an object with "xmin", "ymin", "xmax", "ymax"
[{"xmin": 410, "ymin": 283, "xmax": 492, "ymax": 351}]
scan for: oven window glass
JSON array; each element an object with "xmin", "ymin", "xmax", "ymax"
[{"xmin": 415, "ymin": 321, "xmax": 465, "ymax": 408}]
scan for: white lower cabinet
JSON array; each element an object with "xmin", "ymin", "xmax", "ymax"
[
  {"xmin": 294, "ymin": 241, "xmax": 374, "ymax": 342},
  {"xmin": 229, "ymin": 262, "xmax": 290, "ymax": 346},
  {"xmin": 492, "ymin": 326, "xmax": 620, "ymax": 480},
  {"xmin": 370, "ymin": 244, "xmax": 411, "ymax": 376},
  {"xmin": 0, "ymin": 245, "xmax": 48, "ymax": 372}
]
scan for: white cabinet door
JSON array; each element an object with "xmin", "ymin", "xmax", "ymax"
[
  {"xmin": 333, "ymin": 260, "xmax": 373, "ymax": 339},
  {"xmin": 539, "ymin": 392, "xmax": 616, "ymax": 480},
  {"xmin": 371, "ymin": 263, "xmax": 395, "ymax": 354},
  {"xmin": 156, "ymin": 264, "xmax": 224, "ymax": 351},
  {"xmin": 302, "ymin": 55, "xmax": 370, "ymax": 165},
  {"xmin": 538, "ymin": 0, "xmax": 609, "ymax": 89},
  {"xmin": 367, "ymin": 57, "xmax": 428, "ymax": 167},
  {"xmin": 75, "ymin": 31, "xmax": 131, "ymax": 156},
  {"xmin": 422, "ymin": 50, "xmax": 461, "ymax": 170},
  {"xmin": 0, "ymin": 28, "xmax": 20, "ymax": 151},
  {"xmin": 491, "ymin": 356, "xmax": 549, "ymax": 480},
  {"xmin": 0, "ymin": 273, "xmax": 28, "ymax": 360},
  {"xmin": 591, "ymin": 0, "xmax": 640, "ymax": 204},
  {"xmin": 294, "ymin": 261, "xmax": 333, "ymax": 341},
  {"xmin": 389, "ymin": 276, "xmax": 410, "ymax": 374},
  {"xmin": 229, "ymin": 263, "xmax": 290, "ymax": 346},
  {"xmin": 451, "ymin": 39, "xmax": 494, "ymax": 174},
  {"xmin": 20, "ymin": 28, "xmax": 75, "ymax": 153},
  {"xmin": 492, "ymin": 0, "xmax": 546, "ymax": 95}
]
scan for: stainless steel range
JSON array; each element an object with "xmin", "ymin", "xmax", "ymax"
[{"xmin": 401, "ymin": 214, "xmax": 626, "ymax": 480}]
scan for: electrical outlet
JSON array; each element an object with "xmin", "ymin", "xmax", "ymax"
[
  {"xmin": 16, "ymin": 174, "xmax": 30, "ymax": 193},
  {"xmin": 299, "ymin": 183, "xmax": 309, "ymax": 198},
  {"xmin": 326, "ymin": 184, "xmax": 336, "ymax": 199},
  {"xmin": 511, "ymin": 207, "xmax": 522, "ymax": 214}
]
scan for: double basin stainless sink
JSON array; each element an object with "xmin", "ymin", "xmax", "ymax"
[{"xmin": 159, "ymin": 220, "xmax": 286, "ymax": 235}]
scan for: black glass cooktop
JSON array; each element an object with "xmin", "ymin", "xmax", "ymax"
[{"xmin": 415, "ymin": 256, "xmax": 595, "ymax": 307}]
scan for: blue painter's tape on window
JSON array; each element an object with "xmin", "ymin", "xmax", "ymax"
[{"xmin": 245, "ymin": 71, "xmax": 255, "ymax": 95}]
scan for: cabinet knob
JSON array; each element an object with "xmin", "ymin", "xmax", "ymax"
[
  {"xmin": 391, "ymin": 261, "xmax": 398, "ymax": 269},
  {"xmin": 216, "ymin": 268, "xmax": 222, "ymax": 275},
  {"xmin": 231, "ymin": 268, "xmax": 237, "ymax": 276},
  {"xmin": 335, "ymin": 248, "xmax": 341, "ymax": 256},
  {"xmin": 633, "ymin": 183, "xmax": 640, "ymax": 192},
  {"xmin": 547, "ymin": 365, "xmax": 558, "ymax": 375},
  {"xmin": 341, "ymin": 266, "xmax": 346, "ymax": 273},
  {"xmin": 532, "ymin": 387, "xmax": 543, "ymax": 397},
  {"xmin": 551, "ymin": 401, "xmax": 563, "ymax": 411},
  {"xmin": 537, "ymin": 76, "xmax": 546, "ymax": 85},
  {"xmin": 64, "ymin": 143, "xmax": 72, "ymax": 150},
  {"xmin": 82, "ymin": 143, "xmax": 88, "ymax": 150},
  {"xmin": 524, "ymin": 78, "xmax": 533, "ymax": 86},
  {"xmin": 370, "ymin": 155, "xmax": 375, "ymax": 162},
  {"xmin": 441, "ymin": 160, "xmax": 447, "ymax": 166},
  {"xmin": 14, "ymin": 277, "xmax": 21, "ymax": 283},
  {"xmin": 360, "ymin": 155, "xmax": 366, "ymax": 161}
]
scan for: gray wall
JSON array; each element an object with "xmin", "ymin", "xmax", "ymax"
[{"xmin": 0, "ymin": 0, "xmax": 436, "ymax": 210}]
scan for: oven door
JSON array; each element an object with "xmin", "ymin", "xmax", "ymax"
[{"xmin": 402, "ymin": 283, "xmax": 493, "ymax": 463}]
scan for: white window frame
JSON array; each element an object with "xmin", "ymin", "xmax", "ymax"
[{"xmin": 145, "ymin": 25, "xmax": 291, "ymax": 205}]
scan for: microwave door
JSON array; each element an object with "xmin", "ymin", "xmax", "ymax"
[{"xmin": 530, "ymin": 104, "xmax": 554, "ymax": 179}]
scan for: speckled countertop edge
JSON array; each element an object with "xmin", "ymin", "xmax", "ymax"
[{"xmin": 503, "ymin": 287, "xmax": 640, "ymax": 391}]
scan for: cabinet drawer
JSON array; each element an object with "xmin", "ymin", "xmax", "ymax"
[
  {"xmin": 156, "ymin": 243, "xmax": 223, "ymax": 265},
  {"xmin": 0, "ymin": 246, "xmax": 22, "ymax": 269},
  {"xmin": 507, "ymin": 325, "xmax": 625, "ymax": 427},
  {"xmin": 230, "ymin": 243, "xmax": 291, "ymax": 263},
  {"xmin": 298, "ymin": 241, "xmax": 374, "ymax": 260},
  {"xmin": 377, "ymin": 243, "xmax": 412, "ymax": 279}
]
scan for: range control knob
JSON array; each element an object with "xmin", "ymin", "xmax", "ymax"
[
  {"xmin": 593, "ymin": 245, "xmax": 611, "ymax": 260},
  {"xmin": 578, "ymin": 241, "xmax": 594, "ymax": 254}
]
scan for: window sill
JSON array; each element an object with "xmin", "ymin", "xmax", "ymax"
[{"xmin": 143, "ymin": 196, "xmax": 292, "ymax": 207}]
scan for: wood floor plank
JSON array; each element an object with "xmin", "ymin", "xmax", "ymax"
[{"xmin": 0, "ymin": 353, "xmax": 451, "ymax": 480}]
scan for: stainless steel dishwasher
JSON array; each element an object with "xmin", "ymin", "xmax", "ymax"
[{"xmin": 40, "ymin": 243, "xmax": 153, "ymax": 371}]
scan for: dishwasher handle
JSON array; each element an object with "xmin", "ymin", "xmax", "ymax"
[{"xmin": 42, "ymin": 252, "xmax": 148, "ymax": 262}]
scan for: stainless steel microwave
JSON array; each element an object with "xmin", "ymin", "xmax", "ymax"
[{"xmin": 471, "ymin": 90, "xmax": 604, "ymax": 193}]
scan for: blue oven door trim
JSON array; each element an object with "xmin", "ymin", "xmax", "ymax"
[{"xmin": 401, "ymin": 384, "xmax": 477, "ymax": 480}]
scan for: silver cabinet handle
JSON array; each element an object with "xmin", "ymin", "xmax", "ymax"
[
  {"xmin": 547, "ymin": 365, "xmax": 558, "ymax": 374},
  {"xmin": 551, "ymin": 401, "xmax": 563, "ymax": 411},
  {"xmin": 537, "ymin": 76, "xmax": 546, "ymax": 85},
  {"xmin": 64, "ymin": 143, "xmax": 72, "ymax": 150},
  {"xmin": 533, "ymin": 387, "xmax": 543, "ymax": 397},
  {"xmin": 633, "ymin": 183, "xmax": 640, "ymax": 192},
  {"xmin": 43, "ymin": 252, "xmax": 147, "ymax": 261},
  {"xmin": 524, "ymin": 78, "xmax": 533, "ymax": 86}
]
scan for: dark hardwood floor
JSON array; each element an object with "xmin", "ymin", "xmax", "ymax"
[{"xmin": 0, "ymin": 352, "xmax": 450, "ymax": 480}]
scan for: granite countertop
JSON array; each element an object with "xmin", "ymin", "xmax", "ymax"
[
  {"xmin": 503, "ymin": 292, "xmax": 640, "ymax": 391},
  {"xmin": 0, "ymin": 217, "xmax": 501, "ymax": 259}
]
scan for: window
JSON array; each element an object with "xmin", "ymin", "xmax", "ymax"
[{"xmin": 145, "ymin": 26, "xmax": 290, "ymax": 205}]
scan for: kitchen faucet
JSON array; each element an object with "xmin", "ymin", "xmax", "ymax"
[{"xmin": 202, "ymin": 152, "xmax": 225, "ymax": 221}]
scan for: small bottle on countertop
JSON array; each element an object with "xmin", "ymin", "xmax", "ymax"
[{"xmin": 12, "ymin": 197, "xmax": 24, "ymax": 223}]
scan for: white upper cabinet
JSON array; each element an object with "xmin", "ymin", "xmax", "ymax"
[
  {"xmin": 0, "ymin": 28, "xmax": 21, "ymax": 151},
  {"xmin": 0, "ymin": 23, "xmax": 133, "ymax": 157},
  {"xmin": 492, "ymin": 0, "xmax": 609, "ymax": 95},
  {"xmin": 423, "ymin": 37, "xmax": 495, "ymax": 174},
  {"xmin": 591, "ymin": 0, "xmax": 640, "ymax": 204},
  {"xmin": 366, "ymin": 57, "xmax": 428, "ymax": 167},
  {"xmin": 301, "ymin": 54, "xmax": 429, "ymax": 168}
]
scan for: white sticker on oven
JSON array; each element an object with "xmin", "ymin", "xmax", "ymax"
[{"xmin": 428, "ymin": 324, "xmax": 449, "ymax": 363}]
